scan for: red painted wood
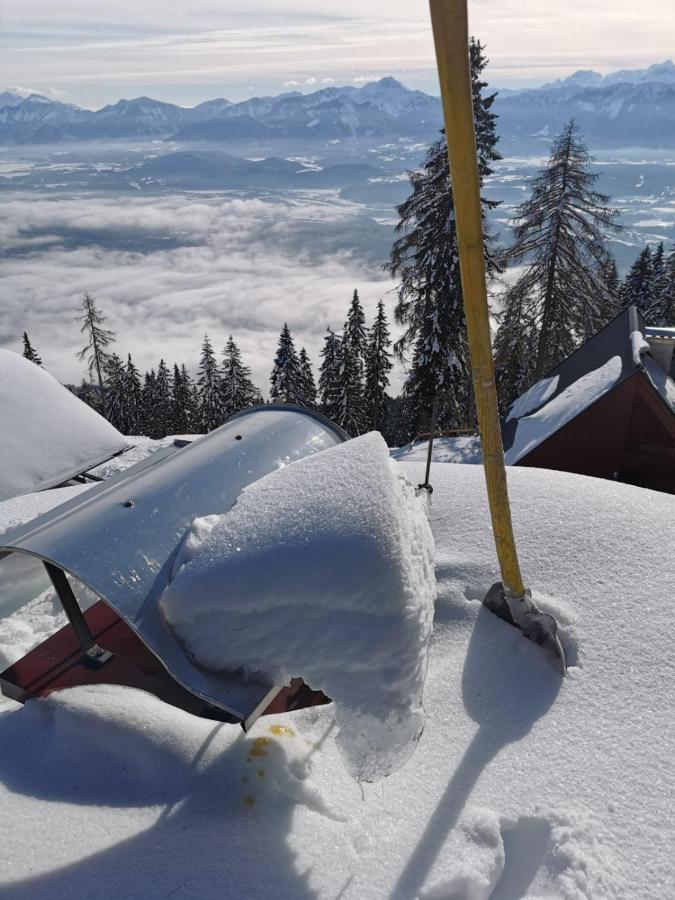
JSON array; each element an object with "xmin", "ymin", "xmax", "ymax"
[{"xmin": 0, "ymin": 600, "xmax": 329, "ymax": 720}]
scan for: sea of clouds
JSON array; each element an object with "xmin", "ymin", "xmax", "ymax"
[{"xmin": 0, "ymin": 190, "xmax": 402, "ymax": 394}]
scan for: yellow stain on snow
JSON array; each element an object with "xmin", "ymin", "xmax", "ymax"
[
  {"xmin": 269, "ymin": 724, "xmax": 295, "ymax": 737},
  {"xmin": 248, "ymin": 737, "xmax": 271, "ymax": 759},
  {"xmin": 243, "ymin": 794, "xmax": 255, "ymax": 808}
]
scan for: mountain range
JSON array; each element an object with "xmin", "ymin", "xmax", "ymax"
[{"xmin": 1, "ymin": 61, "xmax": 675, "ymax": 148}]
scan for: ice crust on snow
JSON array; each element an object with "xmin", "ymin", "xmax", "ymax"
[
  {"xmin": 0, "ymin": 350, "xmax": 129, "ymax": 502},
  {"xmin": 505, "ymin": 355, "xmax": 623, "ymax": 463},
  {"xmin": 506, "ymin": 374, "xmax": 559, "ymax": 421},
  {"xmin": 160, "ymin": 432, "xmax": 436, "ymax": 781}
]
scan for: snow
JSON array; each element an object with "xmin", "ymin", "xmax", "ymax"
[
  {"xmin": 0, "ymin": 351, "xmax": 129, "ymax": 502},
  {"xmin": 0, "ymin": 463, "xmax": 674, "ymax": 897},
  {"xmin": 391, "ymin": 434, "xmax": 482, "ymax": 465},
  {"xmin": 505, "ymin": 356, "xmax": 623, "ymax": 464},
  {"xmin": 631, "ymin": 329, "xmax": 651, "ymax": 365},
  {"xmin": 160, "ymin": 433, "xmax": 436, "ymax": 781},
  {"xmin": 507, "ymin": 375, "xmax": 559, "ymax": 421}
]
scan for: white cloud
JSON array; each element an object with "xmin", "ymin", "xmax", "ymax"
[{"xmin": 0, "ymin": 193, "xmax": 403, "ymax": 395}]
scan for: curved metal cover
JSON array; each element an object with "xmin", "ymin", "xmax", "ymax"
[{"xmin": 0, "ymin": 406, "xmax": 347, "ymax": 722}]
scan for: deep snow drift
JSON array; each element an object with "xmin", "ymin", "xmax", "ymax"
[
  {"xmin": 0, "ymin": 461, "xmax": 674, "ymax": 898},
  {"xmin": 160, "ymin": 432, "xmax": 436, "ymax": 781},
  {"xmin": 0, "ymin": 350, "xmax": 129, "ymax": 501}
]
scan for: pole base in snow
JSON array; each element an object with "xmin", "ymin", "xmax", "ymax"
[{"xmin": 483, "ymin": 583, "xmax": 567, "ymax": 675}]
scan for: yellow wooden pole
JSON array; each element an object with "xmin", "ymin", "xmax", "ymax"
[{"xmin": 429, "ymin": 0, "xmax": 525, "ymax": 599}]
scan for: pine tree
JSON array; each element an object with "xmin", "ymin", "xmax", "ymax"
[
  {"xmin": 197, "ymin": 334, "xmax": 224, "ymax": 432},
  {"xmin": 76, "ymin": 292, "xmax": 115, "ymax": 417},
  {"xmin": 388, "ymin": 38, "xmax": 500, "ymax": 433},
  {"xmin": 270, "ymin": 323, "xmax": 304, "ymax": 405},
  {"xmin": 124, "ymin": 354, "xmax": 144, "ymax": 435},
  {"xmin": 75, "ymin": 379, "xmax": 103, "ymax": 414},
  {"xmin": 494, "ymin": 279, "xmax": 539, "ymax": 414},
  {"xmin": 103, "ymin": 353, "xmax": 128, "ymax": 432},
  {"xmin": 298, "ymin": 348, "xmax": 317, "ymax": 408},
  {"xmin": 22, "ymin": 332, "xmax": 43, "ymax": 367},
  {"xmin": 500, "ymin": 121, "xmax": 620, "ymax": 381},
  {"xmin": 335, "ymin": 291, "xmax": 368, "ymax": 434},
  {"xmin": 318, "ymin": 328, "xmax": 342, "ymax": 423},
  {"xmin": 364, "ymin": 300, "xmax": 393, "ymax": 435},
  {"xmin": 221, "ymin": 336, "xmax": 259, "ymax": 419}
]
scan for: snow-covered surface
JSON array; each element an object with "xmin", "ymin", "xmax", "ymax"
[
  {"xmin": 0, "ymin": 463, "xmax": 674, "ymax": 898},
  {"xmin": 160, "ymin": 433, "xmax": 436, "ymax": 781},
  {"xmin": 643, "ymin": 354, "xmax": 675, "ymax": 412},
  {"xmin": 506, "ymin": 375, "xmax": 559, "ymax": 421},
  {"xmin": 630, "ymin": 329, "xmax": 650, "ymax": 365},
  {"xmin": 0, "ymin": 351, "xmax": 129, "ymax": 502},
  {"xmin": 391, "ymin": 434, "xmax": 482, "ymax": 465},
  {"xmin": 505, "ymin": 356, "xmax": 624, "ymax": 464}
]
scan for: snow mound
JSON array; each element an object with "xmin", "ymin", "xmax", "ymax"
[
  {"xmin": 160, "ymin": 432, "xmax": 436, "ymax": 781},
  {"xmin": 0, "ymin": 351, "xmax": 129, "ymax": 502},
  {"xmin": 505, "ymin": 356, "xmax": 623, "ymax": 464}
]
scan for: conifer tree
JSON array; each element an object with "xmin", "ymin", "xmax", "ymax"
[
  {"xmin": 501, "ymin": 121, "xmax": 620, "ymax": 381},
  {"xmin": 104, "ymin": 353, "xmax": 128, "ymax": 432},
  {"xmin": 270, "ymin": 323, "xmax": 304, "ymax": 404},
  {"xmin": 388, "ymin": 38, "xmax": 500, "ymax": 432},
  {"xmin": 197, "ymin": 334, "xmax": 224, "ymax": 432},
  {"xmin": 622, "ymin": 246, "xmax": 654, "ymax": 318},
  {"xmin": 221, "ymin": 336, "xmax": 259, "ymax": 419},
  {"xmin": 152, "ymin": 359, "xmax": 173, "ymax": 438},
  {"xmin": 298, "ymin": 348, "xmax": 317, "ymax": 408},
  {"xmin": 76, "ymin": 292, "xmax": 115, "ymax": 417},
  {"xmin": 664, "ymin": 246, "xmax": 675, "ymax": 325},
  {"xmin": 75, "ymin": 379, "xmax": 102, "ymax": 414},
  {"xmin": 649, "ymin": 243, "xmax": 670, "ymax": 324},
  {"xmin": 141, "ymin": 370, "xmax": 156, "ymax": 436},
  {"xmin": 170, "ymin": 364, "xmax": 190, "ymax": 434},
  {"xmin": 124, "ymin": 354, "xmax": 144, "ymax": 435},
  {"xmin": 318, "ymin": 328, "xmax": 342, "ymax": 423},
  {"xmin": 22, "ymin": 332, "xmax": 43, "ymax": 367},
  {"xmin": 364, "ymin": 300, "xmax": 393, "ymax": 435}
]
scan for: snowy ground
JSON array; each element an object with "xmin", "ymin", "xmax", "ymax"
[{"xmin": 0, "ymin": 461, "xmax": 674, "ymax": 898}]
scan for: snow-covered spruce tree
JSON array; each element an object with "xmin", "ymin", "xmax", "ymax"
[
  {"xmin": 22, "ymin": 332, "xmax": 43, "ymax": 367},
  {"xmin": 364, "ymin": 299, "xmax": 393, "ymax": 436},
  {"xmin": 124, "ymin": 354, "xmax": 144, "ymax": 435},
  {"xmin": 664, "ymin": 246, "xmax": 675, "ymax": 325},
  {"xmin": 335, "ymin": 291, "xmax": 369, "ymax": 435},
  {"xmin": 501, "ymin": 121, "xmax": 620, "ymax": 382},
  {"xmin": 648, "ymin": 243, "xmax": 670, "ymax": 325},
  {"xmin": 221, "ymin": 336, "xmax": 260, "ymax": 419},
  {"xmin": 270, "ymin": 323, "xmax": 304, "ymax": 405},
  {"xmin": 621, "ymin": 246, "xmax": 654, "ymax": 318},
  {"xmin": 152, "ymin": 359, "xmax": 173, "ymax": 438},
  {"xmin": 197, "ymin": 334, "xmax": 224, "ymax": 432},
  {"xmin": 76, "ymin": 292, "xmax": 115, "ymax": 418},
  {"xmin": 103, "ymin": 353, "xmax": 128, "ymax": 432},
  {"xmin": 170, "ymin": 364, "xmax": 191, "ymax": 434},
  {"xmin": 75, "ymin": 379, "xmax": 102, "ymax": 414},
  {"xmin": 493, "ymin": 276, "xmax": 540, "ymax": 414},
  {"xmin": 318, "ymin": 328, "xmax": 342, "ymax": 423},
  {"xmin": 388, "ymin": 38, "xmax": 500, "ymax": 435},
  {"xmin": 141, "ymin": 370, "xmax": 156, "ymax": 436},
  {"xmin": 298, "ymin": 348, "xmax": 317, "ymax": 408}
]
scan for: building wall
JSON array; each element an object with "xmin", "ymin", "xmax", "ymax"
[{"xmin": 518, "ymin": 373, "xmax": 675, "ymax": 494}]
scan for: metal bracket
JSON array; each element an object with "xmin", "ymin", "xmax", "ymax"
[{"xmin": 44, "ymin": 562, "xmax": 113, "ymax": 669}]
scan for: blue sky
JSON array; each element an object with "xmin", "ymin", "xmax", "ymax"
[{"xmin": 2, "ymin": 0, "xmax": 674, "ymax": 108}]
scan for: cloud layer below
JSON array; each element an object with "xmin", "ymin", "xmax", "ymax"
[{"xmin": 0, "ymin": 191, "xmax": 402, "ymax": 395}]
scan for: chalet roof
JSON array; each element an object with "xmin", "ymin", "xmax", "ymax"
[{"xmin": 502, "ymin": 306, "xmax": 675, "ymax": 464}]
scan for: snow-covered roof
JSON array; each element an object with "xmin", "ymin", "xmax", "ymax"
[
  {"xmin": 502, "ymin": 306, "xmax": 675, "ymax": 464},
  {"xmin": 0, "ymin": 350, "xmax": 129, "ymax": 502}
]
